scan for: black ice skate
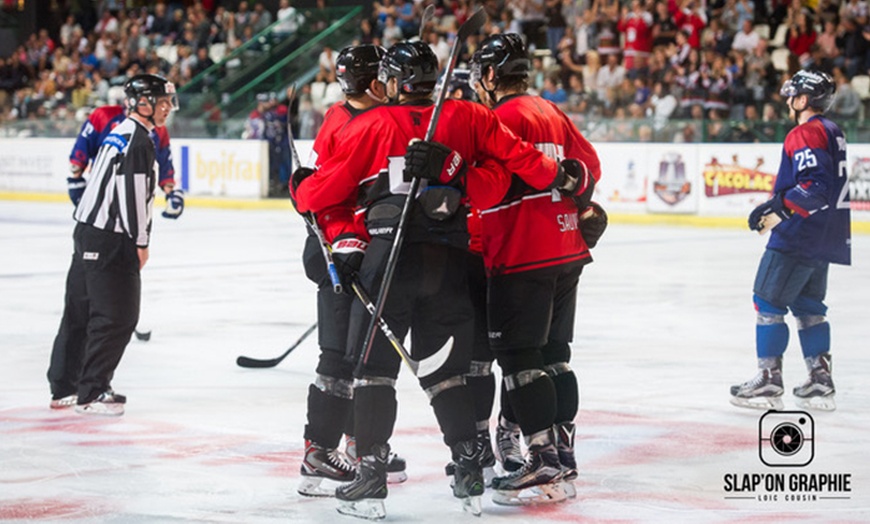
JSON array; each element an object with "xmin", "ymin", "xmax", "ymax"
[
  {"xmin": 494, "ymin": 417, "xmax": 524, "ymax": 474},
  {"xmin": 491, "ymin": 431, "xmax": 568, "ymax": 506},
  {"xmin": 729, "ymin": 358, "xmax": 784, "ymax": 410},
  {"xmin": 554, "ymin": 421, "xmax": 577, "ymax": 498},
  {"xmin": 298, "ymin": 440, "xmax": 356, "ymax": 497},
  {"xmin": 445, "ymin": 428, "xmax": 497, "ymax": 486},
  {"xmin": 75, "ymin": 390, "xmax": 126, "ymax": 416},
  {"xmin": 336, "ymin": 443, "xmax": 389, "ymax": 520},
  {"xmin": 450, "ymin": 439, "xmax": 485, "ymax": 515},
  {"xmin": 345, "ymin": 435, "xmax": 407, "ymax": 484},
  {"xmin": 793, "ymin": 353, "xmax": 836, "ymax": 411}
]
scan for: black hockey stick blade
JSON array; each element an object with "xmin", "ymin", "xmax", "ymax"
[
  {"xmin": 134, "ymin": 329, "xmax": 151, "ymax": 341},
  {"xmin": 236, "ymin": 322, "xmax": 317, "ymax": 368}
]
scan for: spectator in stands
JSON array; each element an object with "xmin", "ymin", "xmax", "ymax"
[
  {"xmin": 190, "ymin": 46, "xmax": 215, "ymax": 79},
  {"xmin": 541, "ymin": 73, "xmax": 568, "ymax": 104},
  {"xmin": 618, "ymin": 0, "xmax": 653, "ymax": 72},
  {"xmin": 672, "ymin": 0, "xmax": 707, "ymax": 49},
  {"xmin": 651, "ymin": 0, "xmax": 678, "ymax": 49},
  {"xmin": 275, "ymin": 0, "xmax": 305, "ymax": 38},
  {"xmin": 732, "ymin": 19, "xmax": 760, "ymax": 55},
  {"xmin": 597, "ymin": 52, "xmax": 626, "ymax": 112},
  {"xmin": 840, "ymin": 17, "xmax": 867, "ymax": 78},
  {"xmin": 60, "ymin": 15, "xmax": 82, "ymax": 49},
  {"xmin": 394, "ymin": 0, "xmax": 419, "ymax": 38},
  {"xmin": 830, "ymin": 66, "xmax": 862, "ymax": 120},
  {"xmin": 786, "ymin": 11, "xmax": 817, "ymax": 68},
  {"xmin": 815, "ymin": 19, "xmax": 840, "ymax": 70},
  {"xmin": 95, "ymin": 9, "xmax": 120, "ymax": 36},
  {"xmin": 318, "ymin": 44, "xmax": 337, "ymax": 83},
  {"xmin": 148, "ymin": 2, "xmax": 173, "ymax": 45},
  {"xmin": 252, "ymin": 2, "xmax": 274, "ymax": 34},
  {"xmin": 545, "ymin": 0, "xmax": 568, "ymax": 59},
  {"xmin": 306, "ymin": 0, "xmax": 331, "ymax": 33},
  {"xmin": 382, "ymin": 15, "xmax": 403, "ymax": 48}
]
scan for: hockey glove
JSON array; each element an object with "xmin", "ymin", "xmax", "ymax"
[
  {"xmin": 579, "ymin": 201, "xmax": 608, "ymax": 249},
  {"xmin": 289, "ymin": 167, "xmax": 315, "ymax": 208},
  {"xmin": 556, "ymin": 159, "xmax": 596, "ymax": 210},
  {"xmin": 748, "ymin": 193, "xmax": 791, "ymax": 233},
  {"xmin": 403, "ymin": 140, "xmax": 467, "ymax": 184},
  {"xmin": 162, "ymin": 189, "xmax": 185, "ymax": 219},
  {"xmin": 331, "ymin": 234, "xmax": 367, "ymax": 292},
  {"xmin": 67, "ymin": 176, "xmax": 86, "ymax": 206}
]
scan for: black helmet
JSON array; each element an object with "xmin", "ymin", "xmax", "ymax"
[
  {"xmin": 336, "ymin": 44, "xmax": 386, "ymax": 95},
  {"xmin": 378, "ymin": 41, "xmax": 438, "ymax": 95},
  {"xmin": 780, "ymin": 70, "xmax": 836, "ymax": 112},
  {"xmin": 124, "ymin": 74, "xmax": 178, "ymax": 112},
  {"xmin": 469, "ymin": 33, "xmax": 530, "ymax": 88}
]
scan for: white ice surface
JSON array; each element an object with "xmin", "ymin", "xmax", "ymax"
[{"xmin": 1, "ymin": 201, "xmax": 869, "ymax": 523}]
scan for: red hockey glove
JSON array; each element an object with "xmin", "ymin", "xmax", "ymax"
[
  {"xmin": 331, "ymin": 234, "xmax": 368, "ymax": 292},
  {"xmin": 403, "ymin": 140, "xmax": 467, "ymax": 184},
  {"xmin": 556, "ymin": 159, "xmax": 596, "ymax": 210},
  {"xmin": 579, "ymin": 201, "xmax": 607, "ymax": 248}
]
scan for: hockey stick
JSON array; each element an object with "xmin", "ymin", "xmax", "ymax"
[
  {"xmin": 351, "ymin": 280, "xmax": 452, "ymax": 378},
  {"xmin": 236, "ymin": 322, "xmax": 318, "ymax": 368},
  {"xmin": 418, "ymin": 4, "xmax": 435, "ymax": 40},
  {"xmin": 286, "ymin": 84, "xmax": 343, "ymax": 293},
  {"xmin": 134, "ymin": 329, "xmax": 151, "ymax": 341},
  {"xmin": 355, "ymin": 7, "xmax": 487, "ymax": 376}
]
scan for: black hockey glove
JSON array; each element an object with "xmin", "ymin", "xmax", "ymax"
[
  {"xmin": 162, "ymin": 189, "xmax": 185, "ymax": 219},
  {"xmin": 331, "ymin": 234, "xmax": 367, "ymax": 292},
  {"xmin": 403, "ymin": 140, "xmax": 467, "ymax": 184},
  {"xmin": 67, "ymin": 176, "xmax": 86, "ymax": 206},
  {"xmin": 748, "ymin": 193, "xmax": 791, "ymax": 232},
  {"xmin": 579, "ymin": 201, "xmax": 608, "ymax": 249},
  {"xmin": 556, "ymin": 159, "xmax": 596, "ymax": 210},
  {"xmin": 289, "ymin": 167, "xmax": 315, "ymax": 208}
]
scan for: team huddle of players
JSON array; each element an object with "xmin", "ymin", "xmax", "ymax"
[{"xmin": 287, "ymin": 33, "xmax": 605, "ymax": 519}]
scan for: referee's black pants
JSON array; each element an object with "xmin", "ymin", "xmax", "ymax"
[{"xmin": 47, "ymin": 223, "xmax": 140, "ymax": 404}]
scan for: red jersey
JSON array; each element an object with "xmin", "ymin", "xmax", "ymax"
[
  {"xmin": 617, "ymin": 11, "xmax": 654, "ymax": 68},
  {"xmin": 481, "ymin": 94, "xmax": 601, "ymax": 276},
  {"xmin": 304, "ymin": 100, "xmax": 365, "ymax": 241},
  {"xmin": 295, "ymin": 99, "xmax": 561, "ymax": 245}
]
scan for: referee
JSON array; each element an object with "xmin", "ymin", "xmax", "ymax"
[{"xmin": 47, "ymin": 74, "xmax": 179, "ymax": 416}]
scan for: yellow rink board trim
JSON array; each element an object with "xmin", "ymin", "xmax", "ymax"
[{"xmin": 1, "ymin": 191, "xmax": 868, "ymax": 234}]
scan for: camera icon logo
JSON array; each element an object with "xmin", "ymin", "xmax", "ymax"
[{"xmin": 759, "ymin": 410, "xmax": 814, "ymax": 467}]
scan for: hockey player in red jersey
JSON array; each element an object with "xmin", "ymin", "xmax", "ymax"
[
  {"xmin": 293, "ymin": 44, "xmax": 408, "ymax": 498},
  {"xmin": 292, "ymin": 41, "xmax": 589, "ymax": 518},
  {"xmin": 466, "ymin": 33, "xmax": 605, "ymax": 505}
]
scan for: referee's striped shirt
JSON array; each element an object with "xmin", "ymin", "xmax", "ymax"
[{"xmin": 73, "ymin": 117, "xmax": 156, "ymax": 248}]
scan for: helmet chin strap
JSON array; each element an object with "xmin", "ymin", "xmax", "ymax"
[{"xmin": 365, "ymin": 87, "xmax": 387, "ymax": 104}]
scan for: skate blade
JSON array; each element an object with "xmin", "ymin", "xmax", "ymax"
[
  {"xmin": 795, "ymin": 395, "xmax": 836, "ymax": 412},
  {"xmin": 387, "ymin": 470, "xmax": 408, "ymax": 484},
  {"xmin": 492, "ymin": 481, "xmax": 569, "ymax": 506},
  {"xmin": 298, "ymin": 476, "xmax": 349, "ymax": 498},
  {"xmin": 483, "ymin": 466, "xmax": 496, "ymax": 488},
  {"xmin": 562, "ymin": 480, "xmax": 577, "ymax": 499},
  {"xmin": 462, "ymin": 495, "xmax": 482, "ymax": 516},
  {"xmin": 336, "ymin": 499, "xmax": 386, "ymax": 520},
  {"xmin": 729, "ymin": 395, "xmax": 783, "ymax": 411}
]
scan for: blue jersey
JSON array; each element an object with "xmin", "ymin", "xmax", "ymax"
[
  {"xmin": 768, "ymin": 115, "xmax": 851, "ymax": 265},
  {"xmin": 70, "ymin": 105, "xmax": 175, "ymax": 190}
]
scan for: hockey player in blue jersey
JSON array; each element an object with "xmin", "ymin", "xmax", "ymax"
[
  {"xmin": 731, "ymin": 70, "xmax": 851, "ymax": 412},
  {"xmin": 67, "ymin": 102, "xmax": 184, "ymax": 219}
]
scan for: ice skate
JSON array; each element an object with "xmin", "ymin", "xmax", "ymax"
[
  {"xmin": 49, "ymin": 394, "xmax": 77, "ymax": 409},
  {"xmin": 491, "ymin": 431, "xmax": 568, "ymax": 506},
  {"xmin": 450, "ymin": 439, "xmax": 485, "ymax": 515},
  {"xmin": 298, "ymin": 440, "xmax": 356, "ymax": 497},
  {"xmin": 554, "ymin": 422, "xmax": 577, "ymax": 498},
  {"xmin": 476, "ymin": 429, "xmax": 496, "ymax": 486},
  {"xmin": 345, "ymin": 436, "xmax": 407, "ymax": 484},
  {"xmin": 336, "ymin": 443, "xmax": 389, "ymax": 520},
  {"xmin": 794, "ymin": 353, "xmax": 836, "ymax": 412},
  {"xmin": 494, "ymin": 417, "xmax": 524, "ymax": 474},
  {"xmin": 75, "ymin": 391, "xmax": 125, "ymax": 416},
  {"xmin": 729, "ymin": 358, "xmax": 784, "ymax": 410}
]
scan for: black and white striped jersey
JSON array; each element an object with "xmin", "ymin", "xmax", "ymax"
[{"xmin": 73, "ymin": 117, "xmax": 157, "ymax": 248}]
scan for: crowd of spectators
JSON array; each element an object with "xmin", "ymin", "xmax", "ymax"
[{"xmin": 3, "ymin": 0, "xmax": 870, "ymax": 142}]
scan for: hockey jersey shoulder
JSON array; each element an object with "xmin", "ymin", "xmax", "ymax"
[
  {"xmin": 784, "ymin": 118, "xmax": 828, "ymax": 156},
  {"xmin": 90, "ymin": 105, "xmax": 126, "ymax": 133}
]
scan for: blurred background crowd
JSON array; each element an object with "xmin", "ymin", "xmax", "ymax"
[{"xmin": 2, "ymin": 0, "xmax": 870, "ymax": 142}]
